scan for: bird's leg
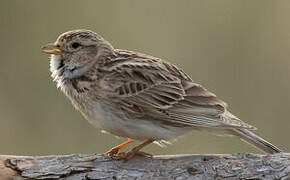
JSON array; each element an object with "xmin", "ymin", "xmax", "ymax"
[
  {"xmin": 105, "ymin": 139, "xmax": 134, "ymax": 157},
  {"xmin": 123, "ymin": 139, "xmax": 155, "ymax": 160}
]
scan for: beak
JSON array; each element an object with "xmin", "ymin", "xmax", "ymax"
[{"xmin": 42, "ymin": 43, "xmax": 63, "ymax": 55}]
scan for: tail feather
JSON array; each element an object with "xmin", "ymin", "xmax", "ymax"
[{"xmin": 232, "ymin": 129, "xmax": 282, "ymax": 154}]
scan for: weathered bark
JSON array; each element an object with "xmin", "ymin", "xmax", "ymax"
[{"xmin": 0, "ymin": 153, "xmax": 289, "ymax": 179}]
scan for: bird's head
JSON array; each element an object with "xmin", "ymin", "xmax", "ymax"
[{"xmin": 42, "ymin": 29, "xmax": 114, "ymax": 80}]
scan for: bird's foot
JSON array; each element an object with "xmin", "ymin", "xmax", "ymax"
[
  {"xmin": 106, "ymin": 150, "xmax": 152, "ymax": 161},
  {"xmin": 105, "ymin": 139, "xmax": 135, "ymax": 158},
  {"xmin": 105, "ymin": 147, "xmax": 120, "ymax": 158},
  {"xmin": 135, "ymin": 151, "xmax": 153, "ymax": 158},
  {"xmin": 106, "ymin": 139, "xmax": 154, "ymax": 161},
  {"xmin": 122, "ymin": 151, "xmax": 153, "ymax": 161}
]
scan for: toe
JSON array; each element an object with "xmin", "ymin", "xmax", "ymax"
[
  {"xmin": 124, "ymin": 152, "xmax": 136, "ymax": 161},
  {"xmin": 136, "ymin": 151, "xmax": 153, "ymax": 157}
]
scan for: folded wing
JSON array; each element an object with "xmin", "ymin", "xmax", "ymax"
[{"xmin": 102, "ymin": 50, "xmax": 255, "ymax": 130}]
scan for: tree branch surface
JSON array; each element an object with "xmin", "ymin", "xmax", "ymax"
[{"xmin": 0, "ymin": 153, "xmax": 289, "ymax": 179}]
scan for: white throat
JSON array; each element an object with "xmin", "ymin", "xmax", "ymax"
[
  {"xmin": 50, "ymin": 55, "xmax": 62, "ymax": 80},
  {"xmin": 50, "ymin": 55, "xmax": 92, "ymax": 88}
]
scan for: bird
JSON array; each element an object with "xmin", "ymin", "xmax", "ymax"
[{"xmin": 42, "ymin": 29, "xmax": 282, "ymax": 160}]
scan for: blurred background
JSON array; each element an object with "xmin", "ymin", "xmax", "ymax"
[{"xmin": 0, "ymin": 0, "xmax": 289, "ymax": 156}]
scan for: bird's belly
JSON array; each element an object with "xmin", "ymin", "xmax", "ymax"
[{"xmin": 83, "ymin": 102, "xmax": 190, "ymax": 141}]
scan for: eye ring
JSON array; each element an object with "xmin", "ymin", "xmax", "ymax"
[{"xmin": 71, "ymin": 42, "xmax": 81, "ymax": 49}]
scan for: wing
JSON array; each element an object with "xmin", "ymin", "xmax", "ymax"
[{"xmin": 101, "ymin": 50, "xmax": 254, "ymax": 129}]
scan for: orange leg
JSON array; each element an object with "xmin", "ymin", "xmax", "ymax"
[
  {"xmin": 106, "ymin": 139, "xmax": 134, "ymax": 157},
  {"xmin": 122, "ymin": 139, "xmax": 155, "ymax": 160}
]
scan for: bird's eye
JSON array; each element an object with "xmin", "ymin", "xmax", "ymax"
[{"xmin": 71, "ymin": 42, "xmax": 81, "ymax": 49}]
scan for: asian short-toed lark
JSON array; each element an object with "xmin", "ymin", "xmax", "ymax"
[{"xmin": 42, "ymin": 29, "xmax": 281, "ymax": 160}]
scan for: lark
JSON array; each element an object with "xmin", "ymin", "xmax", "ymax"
[{"xmin": 42, "ymin": 29, "xmax": 281, "ymax": 160}]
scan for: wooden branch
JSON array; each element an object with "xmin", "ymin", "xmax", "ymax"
[{"xmin": 0, "ymin": 153, "xmax": 289, "ymax": 179}]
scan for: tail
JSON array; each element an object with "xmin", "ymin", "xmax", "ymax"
[{"xmin": 232, "ymin": 129, "xmax": 282, "ymax": 154}]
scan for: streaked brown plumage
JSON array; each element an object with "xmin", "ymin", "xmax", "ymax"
[{"xmin": 42, "ymin": 29, "xmax": 282, "ymax": 160}]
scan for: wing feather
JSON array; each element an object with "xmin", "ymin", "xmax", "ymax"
[{"xmin": 102, "ymin": 50, "xmax": 255, "ymax": 129}]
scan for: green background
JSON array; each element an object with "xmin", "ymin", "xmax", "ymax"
[{"xmin": 0, "ymin": 1, "xmax": 289, "ymax": 156}]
